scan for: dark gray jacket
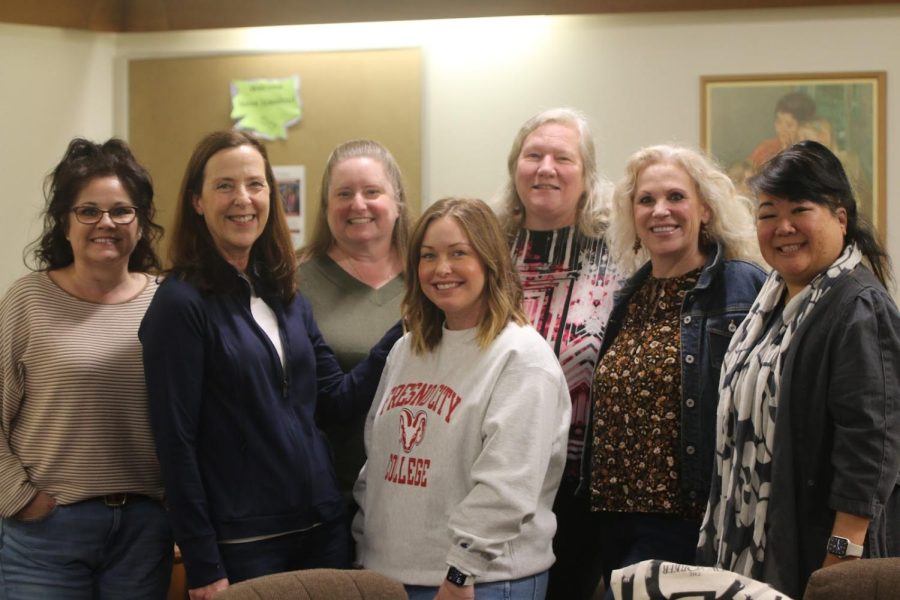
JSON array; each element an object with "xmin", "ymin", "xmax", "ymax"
[{"xmin": 761, "ymin": 265, "xmax": 900, "ymax": 597}]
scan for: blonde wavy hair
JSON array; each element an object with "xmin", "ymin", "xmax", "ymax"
[
  {"xmin": 608, "ymin": 144, "xmax": 764, "ymax": 276},
  {"xmin": 493, "ymin": 107, "xmax": 612, "ymax": 239},
  {"xmin": 404, "ymin": 197, "xmax": 528, "ymax": 355}
]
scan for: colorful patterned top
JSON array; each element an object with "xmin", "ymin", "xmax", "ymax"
[
  {"xmin": 511, "ymin": 226, "xmax": 620, "ymax": 482},
  {"xmin": 589, "ymin": 268, "xmax": 705, "ymax": 518}
]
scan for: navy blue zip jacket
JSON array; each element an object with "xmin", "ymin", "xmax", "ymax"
[{"xmin": 140, "ymin": 270, "xmax": 401, "ymax": 588}]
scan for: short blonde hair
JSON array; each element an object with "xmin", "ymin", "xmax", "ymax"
[
  {"xmin": 609, "ymin": 144, "xmax": 764, "ymax": 275},
  {"xmin": 299, "ymin": 139, "xmax": 411, "ymax": 264},
  {"xmin": 404, "ymin": 197, "xmax": 528, "ymax": 354},
  {"xmin": 493, "ymin": 107, "xmax": 612, "ymax": 239}
]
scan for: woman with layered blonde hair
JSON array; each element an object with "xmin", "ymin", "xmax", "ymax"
[
  {"xmin": 355, "ymin": 197, "xmax": 571, "ymax": 600},
  {"xmin": 495, "ymin": 108, "xmax": 622, "ymax": 599},
  {"xmin": 580, "ymin": 144, "xmax": 766, "ymax": 598},
  {"xmin": 403, "ymin": 197, "xmax": 527, "ymax": 353},
  {"xmin": 608, "ymin": 144, "xmax": 763, "ymax": 274},
  {"xmin": 495, "ymin": 108, "xmax": 611, "ymax": 238}
]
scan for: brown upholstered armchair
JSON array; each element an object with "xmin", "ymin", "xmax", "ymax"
[
  {"xmin": 803, "ymin": 558, "xmax": 900, "ymax": 600},
  {"xmin": 213, "ymin": 568, "xmax": 408, "ymax": 600}
]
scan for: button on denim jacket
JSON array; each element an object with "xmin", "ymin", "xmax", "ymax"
[{"xmin": 579, "ymin": 243, "xmax": 766, "ymax": 505}]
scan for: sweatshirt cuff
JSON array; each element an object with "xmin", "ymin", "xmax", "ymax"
[
  {"xmin": 446, "ymin": 543, "xmax": 491, "ymax": 578},
  {"xmin": 179, "ymin": 535, "xmax": 228, "ymax": 589}
]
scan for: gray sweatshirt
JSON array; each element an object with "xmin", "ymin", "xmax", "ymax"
[{"xmin": 353, "ymin": 322, "xmax": 571, "ymax": 585}]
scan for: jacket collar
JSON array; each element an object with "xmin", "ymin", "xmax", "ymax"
[
  {"xmin": 619, "ymin": 241, "xmax": 724, "ymax": 299},
  {"xmin": 694, "ymin": 242, "xmax": 725, "ymax": 291}
]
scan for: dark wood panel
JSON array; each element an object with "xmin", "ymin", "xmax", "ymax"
[
  {"xmin": 0, "ymin": 0, "xmax": 122, "ymax": 31},
  {"xmin": 1, "ymin": 0, "xmax": 898, "ymax": 32}
]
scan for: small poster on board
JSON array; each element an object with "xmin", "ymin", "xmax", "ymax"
[{"xmin": 273, "ymin": 165, "xmax": 305, "ymax": 249}]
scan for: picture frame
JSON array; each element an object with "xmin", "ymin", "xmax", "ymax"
[
  {"xmin": 701, "ymin": 72, "xmax": 886, "ymax": 235},
  {"xmin": 273, "ymin": 164, "xmax": 306, "ymax": 249}
]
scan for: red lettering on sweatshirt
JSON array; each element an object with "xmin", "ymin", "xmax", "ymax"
[
  {"xmin": 384, "ymin": 452, "xmax": 431, "ymax": 487},
  {"xmin": 379, "ymin": 382, "xmax": 463, "ymax": 424}
]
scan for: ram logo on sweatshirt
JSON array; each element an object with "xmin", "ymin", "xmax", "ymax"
[{"xmin": 399, "ymin": 408, "xmax": 427, "ymax": 453}]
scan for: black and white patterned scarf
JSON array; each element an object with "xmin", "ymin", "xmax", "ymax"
[{"xmin": 698, "ymin": 243, "xmax": 862, "ymax": 578}]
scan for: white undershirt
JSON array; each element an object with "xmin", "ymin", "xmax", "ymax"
[{"xmin": 249, "ymin": 294, "xmax": 285, "ymax": 368}]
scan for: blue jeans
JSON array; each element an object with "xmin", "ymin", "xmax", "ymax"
[
  {"xmin": 217, "ymin": 517, "xmax": 350, "ymax": 584},
  {"xmin": 0, "ymin": 497, "xmax": 173, "ymax": 600},
  {"xmin": 405, "ymin": 570, "xmax": 549, "ymax": 600}
]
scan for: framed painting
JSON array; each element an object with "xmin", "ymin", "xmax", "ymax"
[{"xmin": 701, "ymin": 72, "xmax": 886, "ymax": 235}]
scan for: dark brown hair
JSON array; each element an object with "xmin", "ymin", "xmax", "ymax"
[
  {"xmin": 168, "ymin": 130, "xmax": 297, "ymax": 303},
  {"xmin": 29, "ymin": 138, "xmax": 162, "ymax": 272}
]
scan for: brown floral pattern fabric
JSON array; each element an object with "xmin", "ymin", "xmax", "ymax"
[{"xmin": 589, "ymin": 268, "xmax": 704, "ymax": 518}]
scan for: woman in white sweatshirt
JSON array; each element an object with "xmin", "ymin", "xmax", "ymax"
[{"xmin": 354, "ymin": 197, "xmax": 571, "ymax": 600}]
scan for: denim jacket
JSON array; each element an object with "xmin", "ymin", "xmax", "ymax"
[{"xmin": 579, "ymin": 244, "xmax": 766, "ymax": 506}]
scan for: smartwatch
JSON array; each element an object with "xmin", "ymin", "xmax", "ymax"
[
  {"xmin": 826, "ymin": 535, "xmax": 864, "ymax": 559},
  {"xmin": 446, "ymin": 566, "xmax": 475, "ymax": 587}
]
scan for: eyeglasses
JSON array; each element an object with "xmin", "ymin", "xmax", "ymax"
[{"xmin": 71, "ymin": 206, "xmax": 138, "ymax": 225}]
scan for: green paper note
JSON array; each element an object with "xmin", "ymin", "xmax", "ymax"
[{"xmin": 230, "ymin": 76, "xmax": 301, "ymax": 140}]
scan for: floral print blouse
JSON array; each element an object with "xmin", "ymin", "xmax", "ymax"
[{"xmin": 589, "ymin": 268, "xmax": 704, "ymax": 519}]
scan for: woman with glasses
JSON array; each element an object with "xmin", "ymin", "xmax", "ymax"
[
  {"xmin": 0, "ymin": 138, "xmax": 172, "ymax": 599},
  {"xmin": 140, "ymin": 131, "xmax": 401, "ymax": 599}
]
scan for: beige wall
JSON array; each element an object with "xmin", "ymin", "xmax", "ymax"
[
  {"xmin": 0, "ymin": 23, "xmax": 116, "ymax": 289},
  {"xmin": 3, "ymin": 6, "xmax": 900, "ymax": 292}
]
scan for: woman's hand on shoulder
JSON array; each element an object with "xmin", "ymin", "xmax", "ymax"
[
  {"xmin": 188, "ymin": 578, "xmax": 229, "ymax": 600},
  {"xmin": 14, "ymin": 490, "xmax": 56, "ymax": 521},
  {"xmin": 434, "ymin": 580, "xmax": 475, "ymax": 600}
]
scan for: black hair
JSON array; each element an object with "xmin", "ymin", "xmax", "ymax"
[{"xmin": 749, "ymin": 140, "xmax": 891, "ymax": 288}]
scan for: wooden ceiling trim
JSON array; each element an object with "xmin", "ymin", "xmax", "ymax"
[
  {"xmin": 0, "ymin": 0, "xmax": 123, "ymax": 31},
  {"xmin": 1, "ymin": 0, "xmax": 898, "ymax": 32}
]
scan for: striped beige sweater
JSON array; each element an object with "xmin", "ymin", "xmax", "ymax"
[{"xmin": 0, "ymin": 272, "xmax": 164, "ymax": 517}]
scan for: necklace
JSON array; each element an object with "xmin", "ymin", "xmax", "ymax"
[{"xmin": 339, "ymin": 255, "xmax": 366, "ymax": 282}]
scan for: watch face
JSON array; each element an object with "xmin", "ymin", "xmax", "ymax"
[
  {"xmin": 446, "ymin": 567, "xmax": 472, "ymax": 586},
  {"xmin": 827, "ymin": 536, "xmax": 848, "ymax": 556},
  {"xmin": 446, "ymin": 567, "xmax": 467, "ymax": 586}
]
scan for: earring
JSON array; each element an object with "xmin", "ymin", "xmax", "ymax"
[
  {"xmin": 632, "ymin": 238, "xmax": 642, "ymax": 253},
  {"xmin": 699, "ymin": 222, "xmax": 713, "ymax": 248}
]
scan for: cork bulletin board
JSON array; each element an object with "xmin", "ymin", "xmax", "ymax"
[{"xmin": 128, "ymin": 47, "xmax": 422, "ymax": 261}]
